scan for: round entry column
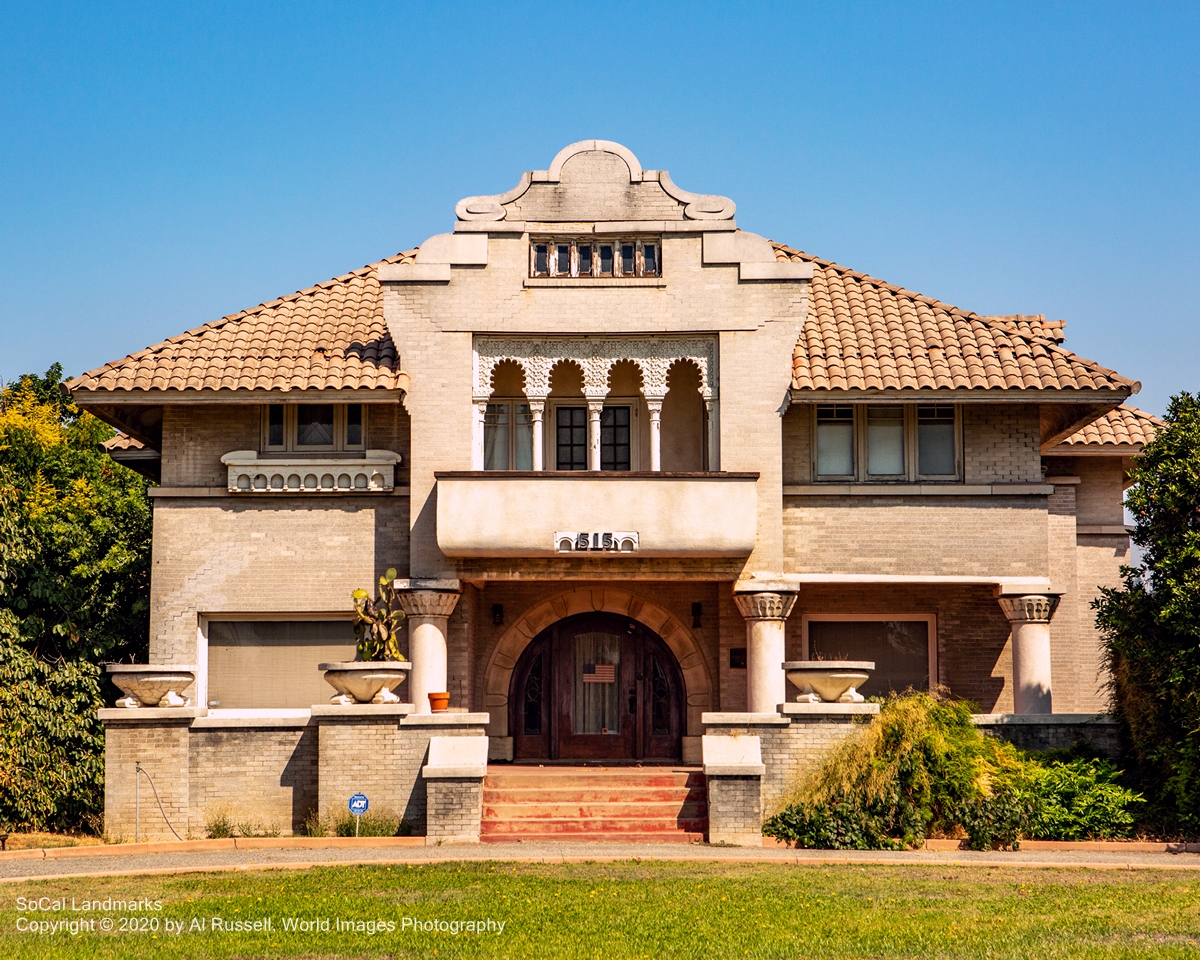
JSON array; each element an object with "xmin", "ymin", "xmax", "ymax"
[
  {"xmin": 733, "ymin": 581, "xmax": 799, "ymax": 713},
  {"xmin": 396, "ymin": 579, "xmax": 462, "ymax": 714}
]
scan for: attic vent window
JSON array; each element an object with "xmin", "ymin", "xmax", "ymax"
[{"xmin": 531, "ymin": 238, "xmax": 661, "ymax": 279}]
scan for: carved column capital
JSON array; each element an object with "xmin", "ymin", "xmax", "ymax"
[
  {"xmin": 396, "ymin": 583, "xmax": 462, "ymax": 619},
  {"xmin": 996, "ymin": 594, "xmax": 1060, "ymax": 624},
  {"xmin": 733, "ymin": 591, "xmax": 797, "ymax": 622}
]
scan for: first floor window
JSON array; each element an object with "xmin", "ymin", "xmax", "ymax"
[
  {"xmin": 918, "ymin": 404, "xmax": 957, "ymax": 476},
  {"xmin": 807, "ymin": 618, "xmax": 932, "ymax": 698},
  {"xmin": 816, "ymin": 404, "xmax": 854, "ymax": 477},
  {"xmin": 485, "ymin": 402, "xmax": 533, "ymax": 470},
  {"xmin": 206, "ymin": 620, "xmax": 357, "ymax": 709}
]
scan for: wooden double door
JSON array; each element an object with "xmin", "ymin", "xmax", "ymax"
[{"xmin": 509, "ymin": 612, "xmax": 685, "ymax": 761}]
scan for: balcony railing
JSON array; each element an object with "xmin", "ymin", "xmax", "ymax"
[
  {"xmin": 221, "ymin": 450, "xmax": 401, "ymax": 493},
  {"xmin": 435, "ymin": 471, "xmax": 758, "ymax": 558}
]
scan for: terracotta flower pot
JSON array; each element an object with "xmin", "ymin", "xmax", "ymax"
[{"xmin": 428, "ymin": 692, "xmax": 451, "ymax": 713}]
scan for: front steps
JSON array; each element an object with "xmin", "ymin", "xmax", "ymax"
[{"xmin": 481, "ymin": 765, "xmax": 708, "ymax": 843}]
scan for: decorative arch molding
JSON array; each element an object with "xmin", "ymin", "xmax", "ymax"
[
  {"xmin": 547, "ymin": 139, "xmax": 643, "ymax": 183},
  {"xmin": 481, "ymin": 586, "xmax": 715, "ymax": 739},
  {"xmin": 474, "ymin": 336, "xmax": 718, "ymax": 402}
]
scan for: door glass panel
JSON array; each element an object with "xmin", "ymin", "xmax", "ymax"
[
  {"xmin": 573, "ymin": 632, "xmax": 621, "ymax": 734},
  {"xmin": 513, "ymin": 403, "xmax": 533, "ymax": 470},
  {"xmin": 522, "ymin": 655, "xmax": 543, "ymax": 735},
  {"xmin": 808, "ymin": 620, "xmax": 930, "ymax": 697},
  {"xmin": 484, "ymin": 403, "xmax": 510, "ymax": 470},
  {"xmin": 651, "ymin": 653, "xmax": 671, "ymax": 735}
]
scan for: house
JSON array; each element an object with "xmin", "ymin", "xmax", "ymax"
[{"xmin": 71, "ymin": 141, "xmax": 1158, "ymax": 843}]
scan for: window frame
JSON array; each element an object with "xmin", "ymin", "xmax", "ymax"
[
  {"xmin": 546, "ymin": 398, "xmax": 641, "ymax": 471},
  {"xmin": 530, "ymin": 237, "xmax": 662, "ymax": 279},
  {"xmin": 811, "ymin": 403, "xmax": 962, "ymax": 483},
  {"xmin": 800, "ymin": 613, "xmax": 938, "ymax": 693},
  {"xmin": 261, "ymin": 403, "xmax": 367, "ymax": 454}
]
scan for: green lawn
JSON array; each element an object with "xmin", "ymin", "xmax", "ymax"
[{"xmin": 3, "ymin": 861, "xmax": 1198, "ymax": 959}]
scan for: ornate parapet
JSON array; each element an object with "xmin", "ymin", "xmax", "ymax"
[{"xmin": 220, "ymin": 450, "xmax": 401, "ymax": 493}]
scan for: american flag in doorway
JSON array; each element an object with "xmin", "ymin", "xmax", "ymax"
[{"xmin": 582, "ymin": 663, "xmax": 616, "ymax": 683}]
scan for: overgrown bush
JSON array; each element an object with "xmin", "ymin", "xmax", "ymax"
[
  {"xmin": 304, "ymin": 809, "xmax": 412, "ymax": 838},
  {"xmin": 0, "ymin": 365, "xmax": 152, "ymax": 832},
  {"xmin": 763, "ymin": 692, "xmax": 1142, "ymax": 849},
  {"xmin": 1095, "ymin": 392, "xmax": 1200, "ymax": 836}
]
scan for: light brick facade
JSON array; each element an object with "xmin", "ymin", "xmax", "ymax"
[{"xmin": 78, "ymin": 141, "xmax": 1147, "ymax": 839}]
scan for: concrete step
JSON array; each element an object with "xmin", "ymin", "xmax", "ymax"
[
  {"xmin": 483, "ymin": 787, "xmax": 706, "ymax": 804},
  {"xmin": 483, "ymin": 800, "xmax": 708, "ymax": 820},
  {"xmin": 481, "ymin": 817, "xmax": 709, "ymax": 836},
  {"xmin": 481, "ymin": 831, "xmax": 706, "ymax": 844},
  {"xmin": 485, "ymin": 770, "xmax": 703, "ymax": 789}
]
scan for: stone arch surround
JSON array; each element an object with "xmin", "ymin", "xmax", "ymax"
[{"xmin": 481, "ymin": 586, "xmax": 714, "ymax": 740}]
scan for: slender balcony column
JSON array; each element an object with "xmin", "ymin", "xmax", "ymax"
[
  {"xmin": 995, "ymin": 592, "xmax": 1061, "ymax": 714},
  {"xmin": 586, "ymin": 400, "xmax": 604, "ymax": 471},
  {"xmin": 471, "ymin": 401, "xmax": 488, "ymax": 470},
  {"xmin": 528, "ymin": 400, "xmax": 546, "ymax": 471},
  {"xmin": 646, "ymin": 399, "xmax": 664, "ymax": 471},
  {"xmin": 705, "ymin": 399, "xmax": 720, "ymax": 471},
  {"xmin": 733, "ymin": 585, "xmax": 799, "ymax": 712},
  {"xmin": 396, "ymin": 581, "xmax": 462, "ymax": 714}
]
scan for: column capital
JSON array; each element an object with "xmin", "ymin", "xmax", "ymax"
[
  {"xmin": 733, "ymin": 591, "xmax": 797, "ymax": 621},
  {"xmin": 395, "ymin": 580, "xmax": 462, "ymax": 619},
  {"xmin": 996, "ymin": 594, "xmax": 1061, "ymax": 624}
]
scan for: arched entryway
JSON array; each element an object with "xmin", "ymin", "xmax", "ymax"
[{"xmin": 509, "ymin": 612, "xmax": 685, "ymax": 761}]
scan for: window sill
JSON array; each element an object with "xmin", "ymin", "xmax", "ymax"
[
  {"xmin": 221, "ymin": 450, "xmax": 401, "ymax": 493},
  {"xmin": 523, "ymin": 277, "xmax": 665, "ymax": 288},
  {"xmin": 784, "ymin": 483, "xmax": 1054, "ymax": 496}
]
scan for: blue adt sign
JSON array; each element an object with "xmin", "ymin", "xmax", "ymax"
[{"xmin": 348, "ymin": 793, "xmax": 369, "ymax": 816}]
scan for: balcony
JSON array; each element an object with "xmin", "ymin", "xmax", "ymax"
[
  {"xmin": 221, "ymin": 450, "xmax": 401, "ymax": 493},
  {"xmin": 435, "ymin": 471, "xmax": 759, "ymax": 558}
]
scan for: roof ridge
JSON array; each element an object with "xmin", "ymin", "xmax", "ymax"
[
  {"xmin": 770, "ymin": 240, "xmax": 1138, "ymax": 390},
  {"xmin": 68, "ymin": 250, "xmax": 416, "ymax": 388}
]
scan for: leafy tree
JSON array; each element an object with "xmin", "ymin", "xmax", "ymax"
[
  {"xmin": 0, "ymin": 365, "xmax": 152, "ymax": 830},
  {"xmin": 1095, "ymin": 391, "xmax": 1200, "ymax": 835}
]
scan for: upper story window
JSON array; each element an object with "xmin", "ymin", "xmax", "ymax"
[
  {"xmin": 530, "ymin": 238, "xmax": 661, "ymax": 279},
  {"xmin": 485, "ymin": 401, "xmax": 533, "ymax": 470},
  {"xmin": 814, "ymin": 403, "xmax": 961, "ymax": 482},
  {"xmin": 262, "ymin": 403, "xmax": 366, "ymax": 453}
]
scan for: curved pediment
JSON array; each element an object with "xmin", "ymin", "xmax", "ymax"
[{"xmin": 455, "ymin": 140, "xmax": 735, "ymax": 223}]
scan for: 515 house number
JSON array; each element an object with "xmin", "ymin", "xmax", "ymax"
[{"xmin": 554, "ymin": 531, "xmax": 639, "ymax": 554}]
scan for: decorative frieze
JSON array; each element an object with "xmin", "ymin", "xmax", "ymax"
[
  {"xmin": 220, "ymin": 450, "xmax": 401, "ymax": 494},
  {"xmin": 996, "ymin": 594, "xmax": 1061, "ymax": 624},
  {"xmin": 473, "ymin": 335, "xmax": 718, "ymax": 402}
]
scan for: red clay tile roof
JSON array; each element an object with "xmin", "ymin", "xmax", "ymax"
[
  {"xmin": 68, "ymin": 252, "xmax": 416, "ymax": 394},
  {"xmin": 1059, "ymin": 404, "xmax": 1162, "ymax": 448},
  {"xmin": 101, "ymin": 433, "xmax": 144, "ymax": 451},
  {"xmin": 774, "ymin": 244, "xmax": 1137, "ymax": 394}
]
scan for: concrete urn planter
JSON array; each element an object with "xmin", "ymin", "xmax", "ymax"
[
  {"xmin": 107, "ymin": 664, "xmax": 196, "ymax": 708},
  {"xmin": 783, "ymin": 661, "xmax": 875, "ymax": 703},
  {"xmin": 319, "ymin": 661, "xmax": 411, "ymax": 705}
]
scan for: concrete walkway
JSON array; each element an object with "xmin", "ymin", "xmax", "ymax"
[{"xmin": 3, "ymin": 841, "xmax": 1200, "ymax": 882}]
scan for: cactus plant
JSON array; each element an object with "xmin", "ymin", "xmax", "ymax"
[{"xmin": 351, "ymin": 568, "xmax": 406, "ymax": 661}]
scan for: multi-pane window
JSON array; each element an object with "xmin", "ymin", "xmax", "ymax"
[
  {"xmin": 556, "ymin": 407, "xmax": 588, "ymax": 470},
  {"xmin": 600, "ymin": 406, "xmax": 631, "ymax": 471},
  {"xmin": 917, "ymin": 404, "xmax": 957, "ymax": 477},
  {"xmin": 484, "ymin": 402, "xmax": 533, "ymax": 471},
  {"xmin": 531, "ymin": 238, "xmax": 661, "ymax": 278},
  {"xmin": 815, "ymin": 405, "xmax": 855, "ymax": 477},
  {"xmin": 262, "ymin": 404, "xmax": 366, "ymax": 452},
  {"xmin": 812, "ymin": 404, "xmax": 961, "ymax": 482}
]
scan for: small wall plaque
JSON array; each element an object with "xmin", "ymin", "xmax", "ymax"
[{"xmin": 729, "ymin": 647, "xmax": 747, "ymax": 669}]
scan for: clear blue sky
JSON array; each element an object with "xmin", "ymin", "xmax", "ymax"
[{"xmin": 2, "ymin": 2, "xmax": 1196, "ymax": 415}]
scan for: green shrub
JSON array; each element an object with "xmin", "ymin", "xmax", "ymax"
[{"xmin": 763, "ymin": 692, "xmax": 1143, "ymax": 849}]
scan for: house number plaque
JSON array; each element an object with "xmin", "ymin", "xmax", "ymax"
[{"xmin": 554, "ymin": 531, "xmax": 639, "ymax": 554}]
